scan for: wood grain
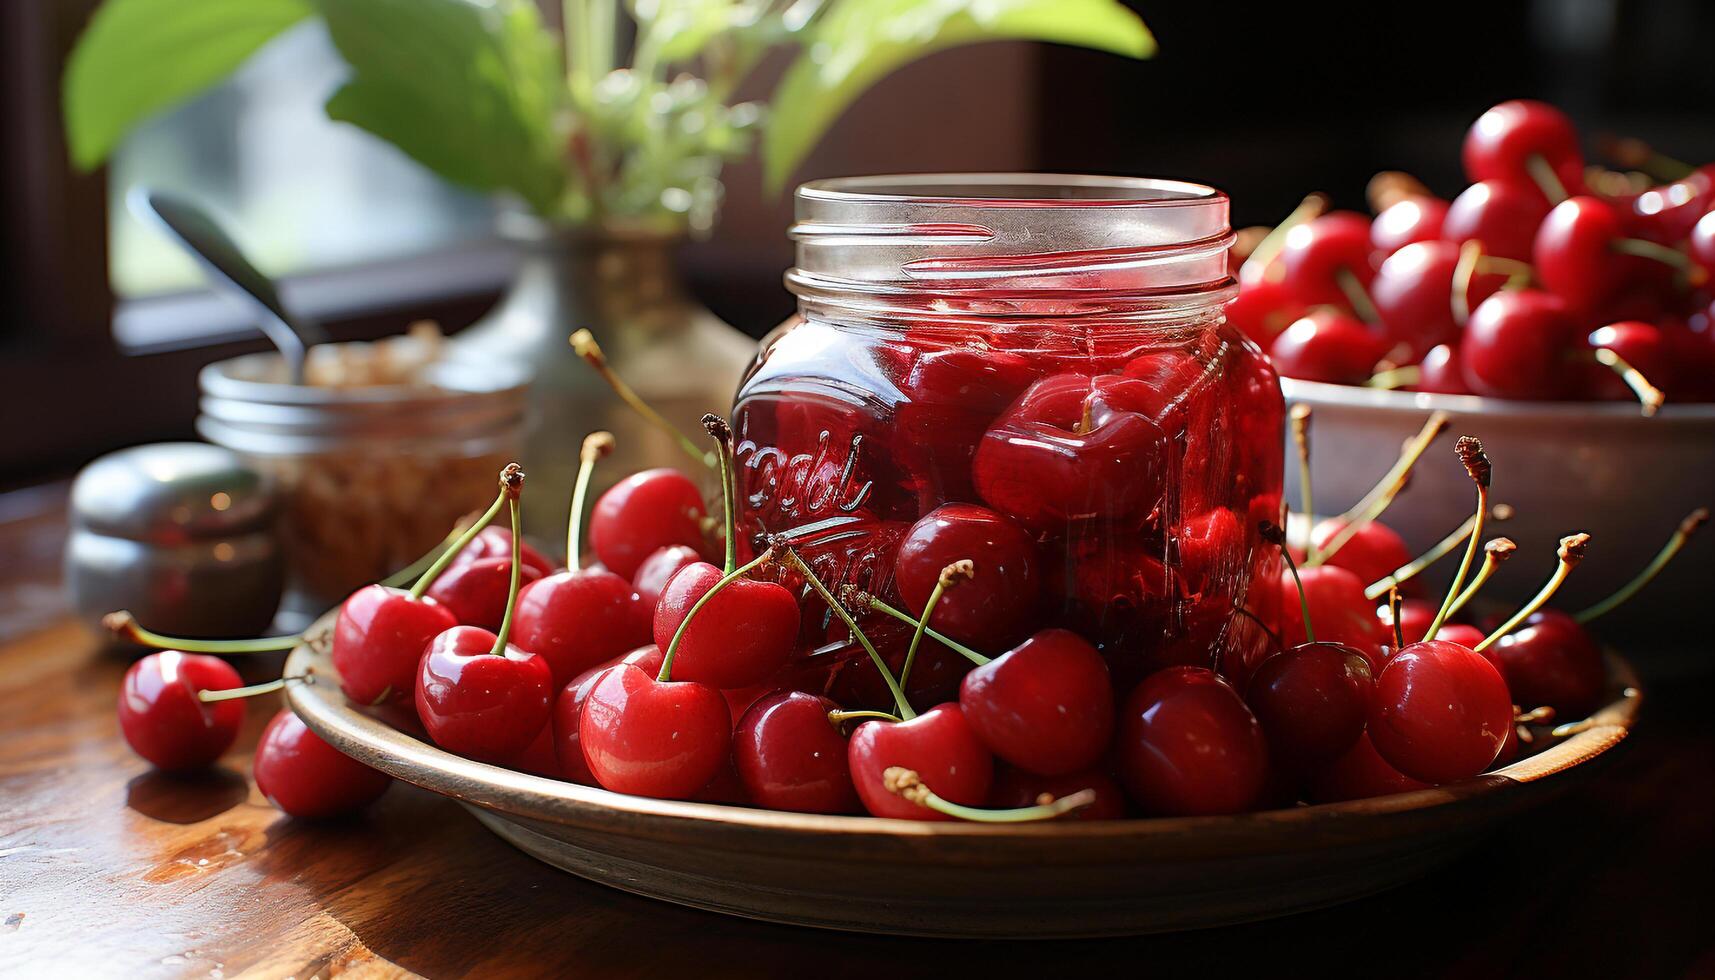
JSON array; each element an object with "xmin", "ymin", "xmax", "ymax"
[{"xmin": 1, "ymin": 485, "xmax": 1712, "ymax": 977}]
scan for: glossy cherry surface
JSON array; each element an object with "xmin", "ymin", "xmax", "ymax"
[
  {"xmin": 1265, "ymin": 565, "xmax": 1385, "ymax": 654},
  {"xmin": 1268, "ymin": 310, "xmax": 1388, "ymax": 385},
  {"xmin": 1224, "ymin": 277, "xmax": 1305, "ymax": 346},
  {"xmin": 331, "ymin": 585, "xmax": 458, "ymax": 706},
  {"xmin": 551, "ymin": 644, "xmax": 664, "ymax": 784},
  {"xmin": 1372, "ymin": 240, "xmax": 1504, "ymax": 361},
  {"xmin": 1311, "ymin": 518, "xmax": 1412, "ymax": 594},
  {"xmin": 651, "ymin": 562, "xmax": 800, "ymax": 689},
  {"xmin": 847, "ymin": 703, "xmax": 993, "ymax": 821},
  {"xmin": 1533, "ymin": 196, "xmax": 1637, "ymax": 313},
  {"xmin": 1244, "ymin": 641, "xmax": 1374, "ymax": 771},
  {"xmin": 1369, "ymin": 639, "xmax": 1513, "ymax": 784},
  {"xmin": 1485, "ymin": 608, "xmax": 1606, "ymax": 718},
  {"xmin": 447, "ymin": 526, "xmax": 556, "ymax": 578},
  {"xmin": 1442, "ymin": 179, "xmax": 1553, "ymax": 263},
  {"xmin": 733, "ymin": 691, "xmax": 859, "ymax": 814},
  {"xmin": 1462, "ymin": 99, "xmax": 1585, "ymax": 199},
  {"xmin": 1117, "ymin": 666, "xmax": 1269, "ymax": 816},
  {"xmin": 988, "ymin": 766, "xmax": 1127, "ymax": 821},
  {"xmin": 959, "ymin": 628, "xmax": 1113, "ymax": 777},
  {"xmin": 425, "ymin": 557, "xmax": 545, "ymax": 631},
  {"xmin": 1585, "ymin": 321, "xmax": 1671, "ymax": 402},
  {"xmin": 1461, "ymin": 290, "xmax": 1578, "ymax": 399},
  {"xmin": 588, "ymin": 468, "xmax": 708, "ymax": 580},
  {"xmin": 414, "ymin": 625, "xmax": 555, "ymax": 763},
  {"xmin": 117, "ymin": 651, "xmax": 244, "ymax": 770},
  {"xmin": 1371, "ymin": 196, "xmax": 1448, "ymax": 256},
  {"xmin": 579, "ymin": 663, "xmax": 732, "ymax": 799},
  {"xmin": 253, "ymin": 709, "xmax": 391, "ymax": 818},
  {"xmin": 1412, "ymin": 343, "xmax": 1471, "ymax": 394},
  {"xmin": 512, "ymin": 569, "xmax": 650, "ymax": 686},
  {"xmin": 893, "ymin": 346, "xmax": 1036, "ymax": 504},
  {"xmin": 894, "ymin": 504, "xmax": 1038, "ymax": 650},
  {"xmin": 631, "ymin": 544, "xmax": 702, "ymax": 609},
  {"xmin": 1277, "ymin": 212, "xmax": 1377, "ymax": 308}
]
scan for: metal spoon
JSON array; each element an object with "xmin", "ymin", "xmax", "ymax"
[{"xmin": 129, "ymin": 187, "xmax": 328, "ymax": 385}]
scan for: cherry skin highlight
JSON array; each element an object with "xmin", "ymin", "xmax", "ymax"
[
  {"xmin": 1269, "ymin": 310, "xmax": 1388, "ymax": 385},
  {"xmin": 1244, "ymin": 642, "xmax": 1374, "ymax": 771},
  {"xmin": 425, "ymin": 557, "xmax": 545, "ymax": 631},
  {"xmin": 1462, "ymin": 99, "xmax": 1585, "ymax": 200},
  {"xmin": 588, "ymin": 468, "xmax": 708, "ymax": 580},
  {"xmin": 512, "ymin": 568, "xmax": 650, "ymax": 687},
  {"xmin": 1277, "ymin": 212, "xmax": 1377, "ymax": 308},
  {"xmin": 579, "ymin": 663, "xmax": 732, "ymax": 799},
  {"xmin": 1371, "ymin": 195, "xmax": 1448, "ymax": 256},
  {"xmin": 447, "ymin": 526, "xmax": 555, "ymax": 577},
  {"xmin": 415, "ymin": 625, "xmax": 555, "ymax": 763},
  {"xmin": 733, "ymin": 691, "xmax": 859, "ymax": 814},
  {"xmin": 894, "ymin": 503, "xmax": 1038, "ymax": 650},
  {"xmin": 551, "ymin": 644, "xmax": 664, "ymax": 784},
  {"xmin": 651, "ymin": 562, "xmax": 800, "ymax": 689},
  {"xmin": 1117, "ymin": 666, "xmax": 1269, "ymax": 816},
  {"xmin": 1412, "ymin": 344, "xmax": 1471, "ymax": 395},
  {"xmin": 959, "ymin": 628, "xmax": 1114, "ymax": 777},
  {"xmin": 847, "ymin": 703, "xmax": 994, "ymax": 821},
  {"xmin": 331, "ymin": 585, "xmax": 458, "ymax": 706},
  {"xmin": 631, "ymin": 544, "xmax": 702, "ymax": 609},
  {"xmin": 1485, "ymin": 609, "xmax": 1606, "ymax": 718},
  {"xmin": 1461, "ymin": 290, "xmax": 1579, "ymax": 400},
  {"xmin": 253, "ymin": 709, "xmax": 391, "ymax": 818},
  {"xmin": 1369, "ymin": 639, "xmax": 1513, "ymax": 784},
  {"xmin": 1442, "ymin": 179, "xmax": 1552, "ymax": 263},
  {"xmin": 1311, "ymin": 518, "xmax": 1413, "ymax": 594},
  {"xmin": 117, "ymin": 651, "xmax": 245, "ymax": 770}
]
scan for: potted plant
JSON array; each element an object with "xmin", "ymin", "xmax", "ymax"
[{"xmin": 64, "ymin": 0, "xmax": 1154, "ymax": 536}]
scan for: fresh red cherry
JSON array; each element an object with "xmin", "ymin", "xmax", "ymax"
[
  {"xmin": 988, "ymin": 767, "xmax": 1127, "ymax": 821},
  {"xmin": 587, "ymin": 467, "xmax": 709, "ymax": 581},
  {"xmin": 1411, "ymin": 344, "xmax": 1471, "ymax": 394},
  {"xmin": 510, "ymin": 721, "xmax": 563, "ymax": 779},
  {"xmin": 1442, "ymin": 180, "xmax": 1553, "ymax": 263},
  {"xmin": 893, "ymin": 346, "xmax": 1036, "ymax": 504},
  {"xmin": 1268, "ymin": 310, "xmax": 1388, "ymax": 385},
  {"xmin": 1224, "ymin": 277, "xmax": 1305, "ymax": 346},
  {"xmin": 1462, "ymin": 99, "xmax": 1585, "ymax": 201},
  {"xmin": 894, "ymin": 504, "xmax": 1038, "ymax": 650},
  {"xmin": 1372, "ymin": 240, "xmax": 1504, "ymax": 361},
  {"xmin": 117, "ymin": 651, "xmax": 245, "ymax": 770},
  {"xmin": 1304, "ymin": 731, "xmax": 1428, "ymax": 803},
  {"xmin": 1117, "ymin": 666, "xmax": 1269, "ymax": 816},
  {"xmin": 415, "ymin": 626, "xmax": 554, "ymax": 763},
  {"xmin": 631, "ymin": 544, "xmax": 701, "ymax": 609},
  {"xmin": 253, "ymin": 709, "xmax": 391, "ymax": 818},
  {"xmin": 1264, "ymin": 564, "xmax": 1385, "ymax": 654},
  {"xmin": 1484, "ymin": 609, "xmax": 1605, "ymax": 719},
  {"xmin": 1277, "ymin": 212, "xmax": 1377, "ymax": 309},
  {"xmin": 1244, "ymin": 642, "xmax": 1373, "ymax": 771},
  {"xmin": 1368, "ymin": 639, "xmax": 1513, "ymax": 784},
  {"xmin": 651, "ymin": 562, "xmax": 800, "ymax": 689},
  {"xmin": 958, "ymin": 629, "xmax": 1113, "ymax": 777},
  {"xmin": 1376, "ymin": 597, "xmax": 1438, "ymax": 649},
  {"xmin": 1461, "ymin": 290, "xmax": 1579, "ymax": 399},
  {"xmin": 732, "ymin": 691, "xmax": 859, "ymax": 814},
  {"xmin": 847, "ymin": 703, "xmax": 993, "ymax": 820},
  {"xmin": 1534, "ymin": 196, "xmax": 1660, "ymax": 314},
  {"xmin": 513, "ymin": 570, "xmax": 649, "ymax": 686},
  {"xmin": 1311, "ymin": 518, "xmax": 1412, "ymax": 594},
  {"xmin": 551, "ymin": 644, "xmax": 664, "ymax": 784},
  {"xmin": 1370, "ymin": 195, "xmax": 1448, "ymax": 256},
  {"xmin": 579, "ymin": 662, "xmax": 732, "ymax": 799},
  {"xmin": 1436, "ymin": 623, "xmax": 1488, "ymax": 648},
  {"xmin": 1584, "ymin": 321, "xmax": 1671, "ymax": 403},
  {"xmin": 1043, "ymin": 533, "xmax": 1175, "ymax": 654},
  {"xmin": 1690, "ymin": 209, "xmax": 1715, "ymax": 271},
  {"xmin": 447, "ymin": 525, "xmax": 555, "ymax": 578},
  {"xmin": 1632, "ymin": 170, "xmax": 1715, "ymax": 244},
  {"xmin": 425, "ymin": 557, "xmax": 545, "ymax": 631},
  {"xmin": 331, "ymin": 584, "xmax": 458, "ymax": 706},
  {"xmin": 972, "ymin": 373, "xmax": 1169, "ymax": 529}
]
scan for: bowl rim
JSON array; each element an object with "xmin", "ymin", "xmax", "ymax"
[
  {"xmin": 285, "ymin": 612, "xmax": 1642, "ymax": 844},
  {"xmin": 1282, "ymin": 377, "xmax": 1715, "ymax": 421}
]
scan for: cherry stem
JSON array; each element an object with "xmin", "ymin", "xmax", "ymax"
[
  {"xmin": 379, "ymin": 521, "xmax": 470, "ymax": 589},
  {"xmin": 781, "ymin": 546, "xmax": 915, "ymax": 720},
  {"xmin": 827, "ymin": 708, "xmax": 900, "ymax": 726},
  {"xmin": 410, "ymin": 464, "xmax": 522, "ymax": 600},
  {"xmin": 1319, "ymin": 411, "xmax": 1451, "ymax": 565},
  {"xmin": 658, "ymin": 546, "xmax": 775, "ymax": 683},
  {"xmin": 1388, "ymin": 587, "xmax": 1404, "ymax": 648},
  {"xmin": 1475, "ymin": 533, "xmax": 1592, "ymax": 653},
  {"xmin": 1242, "ymin": 193, "xmax": 1328, "ymax": 283},
  {"xmin": 1336, "ymin": 267, "xmax": 1381, "ymax": 326},
  {"xmin": 1366, "ymin": 366, "xmax": 1421, "ymax": 391},
  {"xmin": 1289, "ymin": 405, "xmax": 1317, "ymax": 562},
  {"xmin": 1365, "ymin": 505, "xmax": 1512, "ymax": 600},
  {"xmin": 1591, "ymin": 347, "xmax": 1666, "ymax": 417},
  {"xmin": 702, "ymin": 414, "xmax": 737, "ymax": 574},
  {"xmin": 1442, "ymin": 537, "xmax": 1518, "ymax": 624},
  {"xmin": 1575, "ymin": 508, "xmax": 1707, "ymax": 624},
  {"xmin": 1598, "ymin": 135, "xmax": 1693, "ymax": 182},
  {"xmin": 567, "ymin": 432, "xmax": 615, "ymax": 569},
  {"xmin": 1474, "ymin": 254, "xmax": 1534, "ymax": 290},
  {"xmin": 900, "ymin": 560, "xmax": 973, "ymax": 693},
  {"xmin": 490, "ymin": 496, "xmax": 525, "ymax": 657},
  {"xmin": 882, "ymin": 767, "xmax": 1096, "ymax": 823},
  {"xmin": 196, "ymin": 672, "xmax": 312, "ymax": 703},
  {"xmin": 570, "ymin": 329, "xmax": 714, "ymax": 470},
  {"xmin": 1451, "ymin": 240, "xmax": 1482, "ymax": 327},
  {"xmin": 851, "ymin": 591, "xmax": 991, "ymax": 667},
  {"xmin": 1526, "ymin": 153, "xmax": 1569, "ymax": 204},
  {"xmin": 1611, "ymin": 236, "xmax": 1694, "ymax": 274},
  {"xmin": 1424, "ymin": 437, "xmax": 1492, "ymax": 642},
  {"xmin": 102, "ymin": 611, "xmax": 299, "ymax": 654},
  {"xmin": 1261, "ymin": 521, "xmax": 1315, "ymax": 644}
]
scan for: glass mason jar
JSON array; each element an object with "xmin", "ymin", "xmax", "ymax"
[{"xmin": 732, "ymin": 175, "xmax": 1284, "ymax": 708}]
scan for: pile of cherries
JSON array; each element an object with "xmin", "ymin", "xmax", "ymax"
[
  {"xmin": 1236, "ymin": 98, "xmax": 1715, "ymax": 410},
  {"xmin": 109, "ymin": 383, "xmax": 1698, "ymax": 822}
]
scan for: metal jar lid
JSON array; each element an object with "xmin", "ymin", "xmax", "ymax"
[{"xmin": 69, "ymin": 442, "xmax": 278, "ymax": 543}]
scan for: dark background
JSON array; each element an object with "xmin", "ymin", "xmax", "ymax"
[{"xmin": 4, "ymin": 0, "xmax": 1714, "ymax": 486}]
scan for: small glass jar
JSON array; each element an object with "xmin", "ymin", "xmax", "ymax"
[{"xmin": 733, "ymin": 175, "xmax": 1284, "ymax": 706}]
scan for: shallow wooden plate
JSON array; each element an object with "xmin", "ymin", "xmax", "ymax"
[{"xmin": 284, "ymin": 614, "xmax": 1640, "ymax": 938}]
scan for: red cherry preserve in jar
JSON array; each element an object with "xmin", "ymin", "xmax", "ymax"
[{"xmin": 732, "ymin": 175, "xmax": 1284, "ymax": 707}]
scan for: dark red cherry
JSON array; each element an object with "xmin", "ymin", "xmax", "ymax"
[
  {"xmin": 972, "ymin": 373, "xmax": 1169, "ymax": 529},
  {"xmin": 331, "ymin": 585, "xmax": 458, "ymax": 706},
  {"xmin": 1311, "ymin": 518, "xmax": 1412, "ymax": 594},
  {"xmin": 1277, "ymin": 212, "xmax": 1377, "ymax": 308},
  {"xmin": 1269, "ymin": 310, "xmax": 1388, "ymax": 385},
  {"xmin": 651, "ymin": 562, "xmax": 800, "ymax": 689},
  {"xmin": 1534, "ymin": 196, "xmax": 1641, "ymax": 314},
  {"xmin": 893, "ymin": 346, "xmax": 1036, "ymax": 504},
  {"xmin": 1244, "ymin": 642, "xmax": 1374, "ymax": 771},
  {"xmin": 1411, "ymin": 343, "xmax": 1471, "ymax": 395},
  {"xmin": 1175, "ymin": 506, "xmax": 1245, "ymax": 594},
  {"xmin": 988, "ymin": 766, "xmax": 1127, "ymax": 821},
  {"xmin": 1224, "ymin": 277, "xmax": 1306, "ymax": 346},
  {"xmin": 1304, "ymin": 731, "xmax": 1428, "ymax": 803},
  {"xmin": 1369, "ymin": 639, "xmax": 1513, "ymax": 784},
  {"xmin": 1118, "ymin": 666, "xmax": 1269, "ymax": 816},
  {"xmin": 631, "ymin": 544, "xmax": 701, "ymax": 609},
  {"xmin": 588, "ymin": 468, "xmax": 708, "ymax": 580},
  {"xmin": 415, "ymin": 625, "xmax": 554, "ymax": 763},
  {"xmin": 1484, "ymin": 609, "xmax": 1606, "ymax": 719},
  {"xmin": 551, "ymin": 644, "xmax": 664, "ymax": 784},
  {"xmin": 1043, "ymin": 533, "xmax": 1175, "ymax": 653},
  {"xmin": 733, "ymin": 691, "xmax": 859, "ymax": 814},
  {"xmin": 1584, "ymin": 321, "xmax": 1671, "ymax": 401},
  {"xmin": 959, "ymin": 629, "xmax": 1113, "ymax": 777},
  {"xmin": 1461, "ymin": 290, "xmax": 1579, "ymax": 399},
  {"xmin": 1690, "ymin": 208, "xmax": 1715, "ymax": 270},
  {"xmin": 846, "ymin": 703, "xmax": 993, "ymax": 820},
  {"xmin": 448, "ymin": 526, "xmax": 555, "ymax": 578},
  {"xmin": 1442, "ymin": 180, "xmax": 1553, "ymax": 263},
  {"xmin": 117, "ymin": 651, "xmax": 244, "ymax": 770},
  {"xmin": 1371, "ymin": 195, "xmax": 1448, "ymax": 256},
  {"xmin": 1462, "ymin": 99, "xmax": 1585, "ymax": 200},
  {"xmin": 425, "ymin": 557, "xmax": 545, "ymax": 631},
  {"xmin": 1632, "ymin": 170, "xmax": 1715, "ymax": 244},
  {"xmin": 512, "ymin": 569, "xmax": 650, "ymax": 686},
  {"xmin": 1372, "ymin": 240, "xmax": 1505, "ymax": 361},
  {"xmin": 253, "ymin": 709, "xmax": 391, "ymax": 818},
  {"xmin": 579, "ymin": 663, "xmax": 732, "ymax": 799},
  {"xmin": 894, "ymin": 503, "xmax": 1038, "ymax": 650}
]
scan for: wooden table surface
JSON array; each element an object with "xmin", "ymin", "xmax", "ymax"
[{"xmin": 3, "ymin": 484, "xmax": 1712, "ymax": 980}]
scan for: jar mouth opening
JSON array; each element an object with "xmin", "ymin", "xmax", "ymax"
[{"xmin": 798, "ymin": 173, "xmax": 1227, "ymax": 210}]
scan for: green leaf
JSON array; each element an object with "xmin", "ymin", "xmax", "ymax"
[
  {"xmin": 762, "ymin": 0, "xmax": 1154, "ymax": 192},
  {"xmin": 632, "ymin": 0, "xmax": 755, "ymax": 66},
  {"xmin": 63, "ymin": 0, "xmax": 313, "ymax": 170},
  {"xmin": 313, "ymin": 0, "xmax": 566, "ymax": 214}
]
